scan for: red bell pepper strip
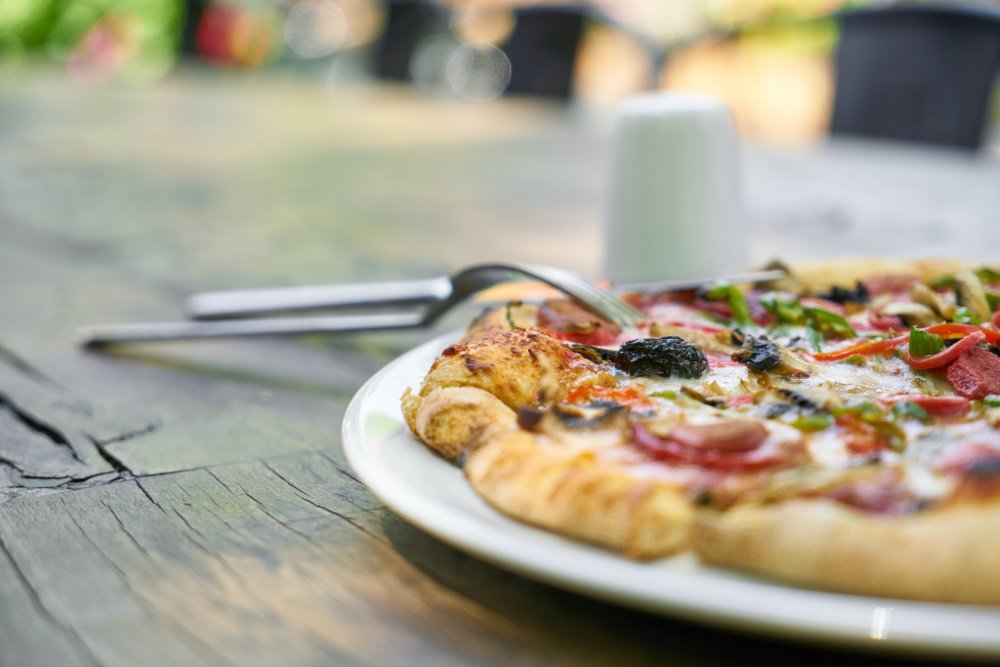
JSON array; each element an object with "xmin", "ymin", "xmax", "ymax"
[
  {"xmin": 812, "ymin": 334, "xmax": 908, "ymax": 362},
  {"xmin": 924, "ymin": 323, "xmax": 1000, "ymax": 345},
  {"xmin": 902, "ymin": 331, "xmax": 985, "ymax": 369},
  {"xmin": 813, "ymin": 324, "xmax": 998, "ymax": 363}
]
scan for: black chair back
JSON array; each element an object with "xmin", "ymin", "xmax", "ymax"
[
  {"xmin": 832, "ymin": 6, "xmax": 1000, "ymax": 150},
  {"xmin": 501, "ymin": 7, "xmax": 585, "ymax": 99}
]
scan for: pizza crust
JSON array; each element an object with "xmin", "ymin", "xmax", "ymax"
[
  {"xmin": 692, "ymin": 498, "xmax": 1000, "ymax": 605},
  {"xmin": 402, "ymin": 328, "xmax": 615, "ymax": 460},
  {"xmin": 785, "ymin": 257, "xmax": 970, "ymax": 291},
  {"xmin": 466, "ymin": 429, "xmax": 692, "ymax": 558}
]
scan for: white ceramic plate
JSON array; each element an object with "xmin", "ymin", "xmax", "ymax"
[{"xmin": 342, "ymin": 332, "xmax": 1000, "ymax": 660}]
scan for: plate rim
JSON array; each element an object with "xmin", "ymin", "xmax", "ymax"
[{"xmin": 342, "ymin": 332, "xmax": 1000, "ymax": 660}]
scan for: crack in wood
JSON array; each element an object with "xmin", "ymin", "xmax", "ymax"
[
  {"xmin": 318, "ymin": 452, "xmax": 364, "ymax": 485},
  {"xmin": 260, "ymin": 462, "xmax": 312, "ymax": 498},
  {"xmin": 262, "ymin": 461, "xmax": 385, "ymax": 544},
  {"xmin": 0, "ymin": 528, "xmax": 104, "ymax": 667},
  {"xmin": 101, "ymin": 501, "xmax": 155, "ymax": 561},
  {"xmin": 87, "ymin": 436, "xmax": 132, "ymax": 475},
  {"xmin": 0, "ymin": 462, "xmax": 120, "ymax": 505},
  {"xmin": 61, "ymin": 498, "xmax": 238, "ymax": 667},
  {"xmin": 0, "ymin": 391, "xmax": 88, "ymax": 468},
  {"xmin": 205, "ymin": 470, "xmax": 235, "ymax": 494},
  {"xmin": 171, "ymin": 508, "xmax": 204, "ymax": 537},
  {"xmin": 92, "ymin": 422, "xmax": 161, "ymax": 447},
  {"xmin": 0, "ymin": 343, "xmax": 60, "ymax": 387},
  {"xmin": 236, "ymin": 483, "xmax": 321, "ymax": 545},
  {"xmin": 134, "ymin": 479, "xmax": 167, "ymax": 513}
]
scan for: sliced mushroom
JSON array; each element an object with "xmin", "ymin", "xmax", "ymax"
[
  {"xmin": 649, "ymin": 322, "xmax": 738, "ymax": 355},
  {"xmin": 774, "ymin": 348, "xmax": 814, "ymax": 378},
  {"xmin": 954, "ymin": 270, "xmax": 991, "ymax": 323},
  {"xmin": 880, "ymin": 301, "xmax": 941, "ymax": 328},
  {"xmin": 759, "ymin": 260, "xmax": 807, "ymax": 296},
  {"xmin": 910, "ymin": 283, "xmax": 957, "ymax": 320}
]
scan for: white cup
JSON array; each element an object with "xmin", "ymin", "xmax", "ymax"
[{"xmin": 603, "ymin": 93, "xmax": 747, "ymax": 284}]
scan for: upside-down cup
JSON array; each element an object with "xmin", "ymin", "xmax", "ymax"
[{"xmin": 603, "ymin": 93, "xmax": 748, "ymax": 285}]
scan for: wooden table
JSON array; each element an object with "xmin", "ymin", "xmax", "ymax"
[{"xmin": 2, "ymin": 69, "xmax": 997, "ymax": 667}]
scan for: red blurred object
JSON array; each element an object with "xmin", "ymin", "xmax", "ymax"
[{"xmin": 196, "ymin": 2, "xmax": 272, "ymax": 68}]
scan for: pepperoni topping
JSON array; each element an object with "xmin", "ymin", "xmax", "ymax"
[
  {"xmin": 835, "ymin": 414, "xmax": 895, "ymax": 455},
  {"xmin": 884, "ymin": 395, "xmax": 970, "ymax": 417},
  {"xmin": 670, "ymin": 421, "xmax": 768, "ymax": 452},
  {"xmin": 725, "ymin": 394, "xmax": 755, "ymax": 407},
  {"xmin": 936, "ymin": 443, "xmax": 1000, "ymax": 475},
  {"xmin": 863, "ymin": 274, "xmax": 920, "ymax": 296},
  {"xmin": 538, "ymin": 299, "xmax": 620, "ymax": 345},
  {"xmin": 630, "ymin": 422, "xmax": 792, "ymax": 470},
  {"xmin": 800, "ymin": 297, "xmax": 846, "ymax": 314},
  {"xmin": 945, "ymin": 345, "xmax": 1000, "ymax": 399},
  {"xmin": 821, "ymin": 470, "xmax": 914, "ymax": 515},
  {"xmin": 661, "ymin": 320, "xmax": 728, "ymax": 334},
  {"xmin": 865, "ymin": 311, "xmax": 905, "ymax": 332},
  {"xmin": 706, "ymin": 353, "xmax": 743, "ymax": 368}
]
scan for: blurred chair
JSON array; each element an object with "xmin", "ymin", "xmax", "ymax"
[
  {"xmin": 501, "ymin": 6, "xmax": 586, "ymax": 100},
  {"xmin": 181, "ymin": 0, "xmax": 209, "ymax": 56},
  {"xmin": 372, "ymin": 0, "xmax": 450, "ymax": 80},
  {"xmin": 831, "ymin": 5, "xmax": 1000, "ymax": 150}
]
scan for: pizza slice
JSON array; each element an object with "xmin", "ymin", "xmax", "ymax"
[{"xmin": 401, "ymin": 259, "xmax": 1000, "ymax": 604}]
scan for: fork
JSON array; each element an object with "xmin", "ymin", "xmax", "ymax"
[{"xmin": 77, "ymin": 262, "xmax": 646, "ymax": 347}]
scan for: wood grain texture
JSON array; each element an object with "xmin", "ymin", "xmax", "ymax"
[{"xmin": 0, "ymin": 452, "xmax": 920, "ymax": 667}]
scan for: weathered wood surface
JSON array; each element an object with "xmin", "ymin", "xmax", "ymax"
[{"xmin": 1, "ymin": 70, "xmax": 998, "ymax": 667}]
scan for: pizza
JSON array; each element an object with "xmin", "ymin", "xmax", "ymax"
[{"xmin": 400, "ymin": 258, "xmax": 1000, "ymax": 605}]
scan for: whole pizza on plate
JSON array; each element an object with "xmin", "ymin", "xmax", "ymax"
[{"xmin": 401, "ymin": 258, "xmax": 1000, "ymax": 605}]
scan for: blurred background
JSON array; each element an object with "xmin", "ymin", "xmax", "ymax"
[
  {"xmin": 2, "ymin": 0, "xmax": 998, "ymax": 147},
  {"xmin": 2, "ymin": 0, "xmax": 1000, "ymax": 308}
]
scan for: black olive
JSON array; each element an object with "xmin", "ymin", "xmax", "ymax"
[
  {"xmin": 819, "ymin": 281, "xmax": 869, "ymax": 304},
  {"xmin": 614, "ymin": 336, "xmax": 708, "ymax": 378},
  {"xmin": 968, "ymin": 458, "xmax": 1000, "ymax": 478},
  {"xmin": 764, "ymin": 403, "xmax": 790, "ymax": 418},
  {"xmin": 777, "ymin": 388, "xmax": 819, "ymax": 411},
  {"xmin": 517, "ymin": 407, "xmax": 545, "ymax": 431},
  {"xmin": 732, "ymin": 335, "xmax": 781, "ymax": 372}
]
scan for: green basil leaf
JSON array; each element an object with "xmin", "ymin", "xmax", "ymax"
[
  {"xmin": 986, "ymin": 291, "xmax": 1000, "ymax": 311},
  {"xmin": 975, "ymin": 267, "xmax": 1000, "ymax": 284},
  {"xmin": 703, "ymin": 283, "xmax": 751, "ymax": 327},
  {"xmin": 505, "ymin": 303, "xmax": 518, "ymax": 329},
  {"xmin": 908, "ymin": 327, "xmax": 945, "ymax": 357},
  {"xmin": 790, "ymin": 414, "xmax": 833, "ymax": 432},
  {"xmin": 760, "ymin": 293, "xmax": 805, "ymax": 325},
  {"xmin": 952, "ymin": 306, "xmax": 981, "ymax": 325},
  {"xmin": 932, "ymin": 266, "xmax": 1000, "ymax": 289},
  {"xmin": 983, "ymin": 395, "xmax": 1000, "ymax": 408},
  {"xmin": 806, "ymin": 325, "xmax": 823, "ymax": 352},
  {"xmin": 651, "ymin": 389, "xmax": 677, "ymax": 400},
  {"xmin": 891, "ymin": 400, "xmax": 929, "ymax": 423},
  {"xmin": 843, "ymin": 354, "xmax": 867, "ymax": 366},
  {"xmin": 803, "ymin": 306, "xmax": 857, "ymax": 339},
  {"xmin": 833, "ymin": 401, "xmax": 884, "ymax": 421}
]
